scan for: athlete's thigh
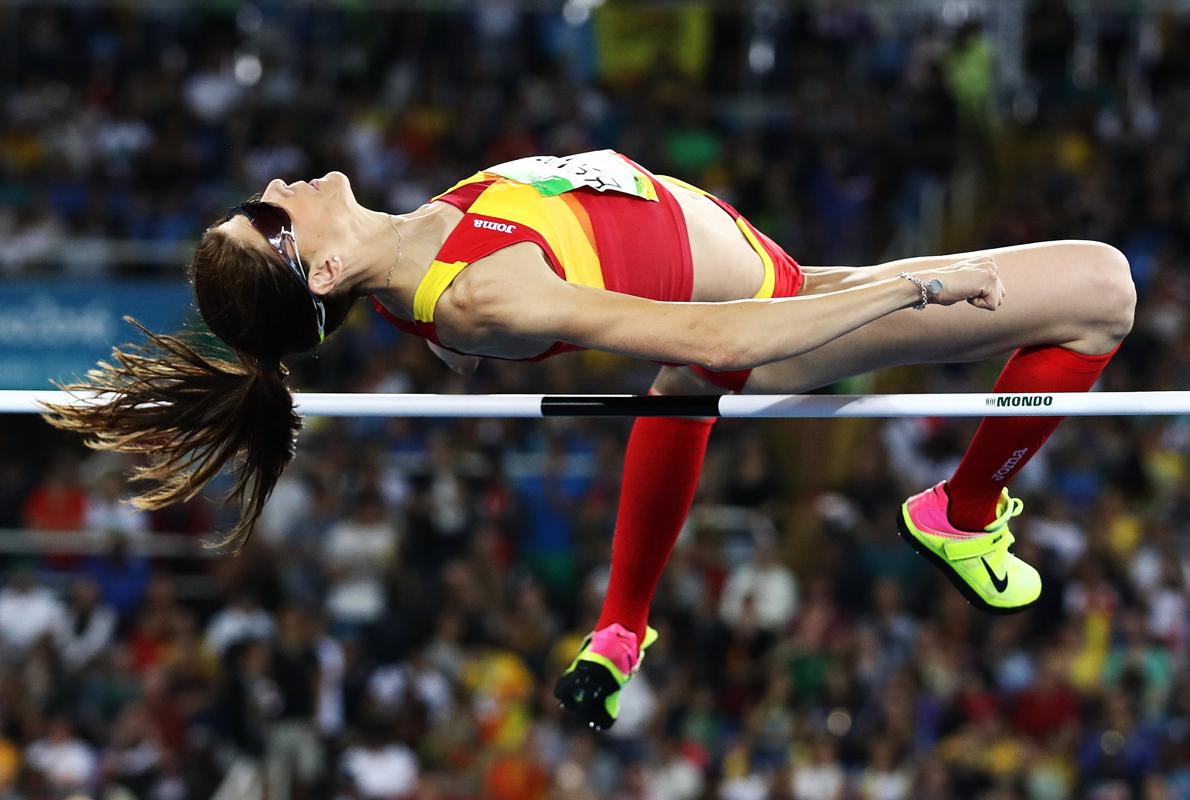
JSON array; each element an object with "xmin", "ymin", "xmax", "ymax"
[{"xmin": 745, "ymin": 240, "xmax": 1129, "ymax": 394}]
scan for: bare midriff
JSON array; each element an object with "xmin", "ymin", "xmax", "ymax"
[{"xmin": 665, "ymin": 183, "xmax": 767, "ymax": 302}]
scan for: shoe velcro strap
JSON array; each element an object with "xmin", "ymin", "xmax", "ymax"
[
  {"xmin": 942, "ymin": 530, "xmax": 1015, "ymax": 561},
  {"xmin": 632, "ymin": 626, "xmax": 661, "ymax": 675}
]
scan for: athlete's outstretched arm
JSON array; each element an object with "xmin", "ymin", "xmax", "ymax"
[
  {"xmin": 448, "ymin": 246, "xmax": 1005, "ymax": 371},
  {"xmin": 799, "ymin": 254, "xmax": 1001, "ymax": 297},
  {"xmin": 798, "ymin": 264, "xmax": 893, "ymax": 296}
]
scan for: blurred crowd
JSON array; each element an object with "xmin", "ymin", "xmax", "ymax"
[{"xmin": 2, "ymin": 2, "xmax": 1190, "ymax": 800}]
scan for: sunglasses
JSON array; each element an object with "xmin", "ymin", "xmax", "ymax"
[{"xmin": 224, "ymin": 197, "xmax": 327, "ymax": 343}]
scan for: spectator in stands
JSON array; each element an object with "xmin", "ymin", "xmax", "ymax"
[
  {"xmin": 723, "ymin": 431, "xmax": 780, "ymax": 512},
  {"xmin": 323, "ymin": 487, "xmax": 401, "ymax": 633},
  {"xmin": 0, "ymin": 568, "xmax": 65, "ymax": 659},
  {"xmin": 310, "ymin": 612, "xmax": 347, "ymax": 741},
  {"xmin": 24, "ymin": 715, "xmax": 96, "ymax": 796},
  {"xmin": 101, "ymin": 703, "xmax": 165, "ymax": 798},
  {"xmin": 85, "ymin": 534, "xmax": 151, "ymax": 624},
  {"xmin": 83, "ymin": 466, "xmax": 148, "ymax": 540},
  {"xmin": 719, "ymin": 533, "xmax": 799, "ymax": 633},
  {"xmin": 0, "ymin": 459, "xmax": 31, "ymax": 528},
  {"xmin": 59, "ymin": 577, "xmax": 116, "ymax": 672},
  {"xmin": 341, "ymin": 718, "xmax": 420, "ymax": 800},
  {"xmin": 514, "ymin": 434, "xmax": 590, "ymax": 597},
  {"xmin": 265, "ymin": 606, "xmax": 323, "ymax": 800},
  {"xmin": 216, "ymin": 638, "xmax": 281, "ymax": 767},
  {"xmin": 645, "ymin": 736, "xmax": 704, "ymax": 800},
  {"xmin": 791, "ymin": 736, "xmax": 845, "ymax": 800},
  {"xmin": 204, "ymin": 592, "xmax": 275, "ymax": 657},
  {"xmin": 857, "ymin": 738, "xmax": 911, "ymax": 800},
  {"xmin": 22, "ymin": 455, "xmax": 87, "ymax": 571},
  {"xmin": 21, "ymin": 456, "xmax": 85, "ymax": 533}
]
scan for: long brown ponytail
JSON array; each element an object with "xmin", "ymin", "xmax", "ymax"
[
  {"xmin": 43, "ymin": 320, "xmax": 298, "ymax": 550},
  {"xmin": 41, "ymin": 224, "xmax": 356, "ymax": 551}
]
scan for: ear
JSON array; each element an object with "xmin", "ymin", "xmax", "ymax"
[{"xmin": 308, "ymin": 254, "xmax": 343, "ymax": 297}]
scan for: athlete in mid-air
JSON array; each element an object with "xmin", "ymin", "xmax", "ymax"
[{"xmin": 47, "ymin": 151, "xmax": 1133, "ymax": 730}]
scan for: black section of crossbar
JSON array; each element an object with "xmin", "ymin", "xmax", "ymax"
[{"xmin": 540, "ymin": 395, "xmax": 722, "ymax": 417}]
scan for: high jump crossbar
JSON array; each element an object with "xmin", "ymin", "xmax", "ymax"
[{"xmin": 2, "ymin": 390, "xmax": 1188, "ymax": 418}]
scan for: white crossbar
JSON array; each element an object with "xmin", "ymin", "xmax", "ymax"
[{"xmin": 3, "ymin": 390, "xmax": 1188, "ymax": 418}]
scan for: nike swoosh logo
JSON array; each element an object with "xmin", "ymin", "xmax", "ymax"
[{"xmin": 982, "ymin": 557, "xmax": 1009, "ymax": 592}]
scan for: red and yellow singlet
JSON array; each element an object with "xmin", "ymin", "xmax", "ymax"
[{"xmin": 372, "ymin": 150, "xmax": 804, "ymax": 365}]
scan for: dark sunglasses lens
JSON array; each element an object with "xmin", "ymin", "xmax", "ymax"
[
  {"xmin": 240, "ymin": 202, "xmax": 291, "ymax": 234},
  {"xmin": 235, "ymin": 202, "xmax": 302, "ymax": 269}
]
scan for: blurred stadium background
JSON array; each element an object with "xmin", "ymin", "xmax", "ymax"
[{"xmin": 1, "ymin": 1, "xmax": 1189, "ymax": 798}]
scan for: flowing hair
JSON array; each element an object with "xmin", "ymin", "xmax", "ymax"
[{"xmin": 42, "ymin": 224, "xmax": 356, "ymax": 551}]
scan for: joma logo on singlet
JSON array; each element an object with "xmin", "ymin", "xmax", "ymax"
[{"xmin": 474, "ymin": 219, "xmax": 517, "ymax": 233}]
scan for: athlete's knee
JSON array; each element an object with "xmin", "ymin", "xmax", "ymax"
[
  {"xmin": 1053, "ymin": 241, "xmax": 1134, "ymax": 352},
  {"xmin": 1083, "ymin": 242, "xmax": 1136, "ymax": 345},
  {"xmin": 651, "ymin": 366, "xmax": 728, "ymax": 396}
]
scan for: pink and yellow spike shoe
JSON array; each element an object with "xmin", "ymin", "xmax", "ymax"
[
  {"xmin": 898, "ymin": 481, "xmax": 1041, "ymax": 614},
  {"xmin": 554, "ymin": 623, "xmax": 659, "ymax": 731}
]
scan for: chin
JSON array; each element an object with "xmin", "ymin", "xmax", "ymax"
[
  {"xmin": 322, "ymin": 170, "xmax": 353, "ymax": 194},
  {"xmin": 331, "ymin": 171, "xmax": 362, "ymax": 208}
]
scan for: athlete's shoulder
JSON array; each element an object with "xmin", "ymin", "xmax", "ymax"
[
  {"xmin": 460, "ymin": 241, "xmax": 557, "ymax": 293},
  {"xmin": 431, "ymin": 241, "xmax": 566, "ymax": 351}
]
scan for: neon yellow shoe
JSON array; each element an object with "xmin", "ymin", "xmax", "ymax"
[
  {"xmin": 897, "ymin": 481, "xmax": 1041, "ymax": 614},
  {"xmin": 554, "ymin": 623, "xmax": 659, "ymax": 730}
]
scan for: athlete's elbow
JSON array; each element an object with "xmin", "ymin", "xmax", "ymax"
[
  {"xmin": 687, "ymin": 316, "xmax": 754, "ymax": 371},
  {"xmin": 695, "ymin": 340, "xmax": 761, "ymax": 372},
  {"xmin": 695, "ymin": 331, "xmax": 815, "ymax": 371},
  {"xmin": 694, "ymin": 348, "xmax": 731, "ymax": 372}
]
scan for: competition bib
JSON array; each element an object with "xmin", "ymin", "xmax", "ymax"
[{"xmin": 485, "ymin": 150, "xmax": 658, "ymax": 201}]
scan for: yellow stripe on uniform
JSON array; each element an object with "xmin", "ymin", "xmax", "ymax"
[
  {"xmin": 413, "ymin": 260, "xmax": 469, "ymax": 322},
  {"xmin": 734, "ymin": 220, "xmax": 776, "ymax": 300},
  {"xmin": 467, "ymin": 182, "xmax": 605, "ymax": 290},
  {"xmin": 431, "ymin": 171, "xmax": 491, "ymax": 201},
  {"xmin": 655, "ymin": 174, "xmax": 709, "ymax": 197}
]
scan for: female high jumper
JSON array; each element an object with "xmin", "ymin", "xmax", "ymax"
[{"xmin": 46, "ymin": 151, "xmax": 1133, "ymax": 730}]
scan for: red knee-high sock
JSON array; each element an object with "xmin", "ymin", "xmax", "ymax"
[
  {"xmin": 596, "ymin": 416, "xmax": 716, "ymax": 640},
  {"xmin": 946, "ymin": 343, "xmax": 1120, "ymax": 530}
]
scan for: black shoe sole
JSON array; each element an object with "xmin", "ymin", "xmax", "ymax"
[
  {"xmin": 896, "ymin": 507, "xmax": 1035, "ymax": 616},
  {"xmin": 554, "ymin": 661, "xmax": 621, "ymax": 731}
]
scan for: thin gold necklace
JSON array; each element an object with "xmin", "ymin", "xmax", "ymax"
[{"xmin": 385, "ymin": 213, "xmax": 404, "ymax": 291}]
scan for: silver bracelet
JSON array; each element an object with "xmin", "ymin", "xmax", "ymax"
[{"xmin": 898, "ymin": 271, "xmax": 931, "ymax": 311}]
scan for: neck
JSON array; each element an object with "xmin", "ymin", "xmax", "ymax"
[{"xmin": 349, "ymin": 204, "xmax": 448, "ymax": 316}]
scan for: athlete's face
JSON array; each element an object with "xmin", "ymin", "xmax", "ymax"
[{"xmin": 218, "ymin": 170, "xmax": 360, "ymax": 295}]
